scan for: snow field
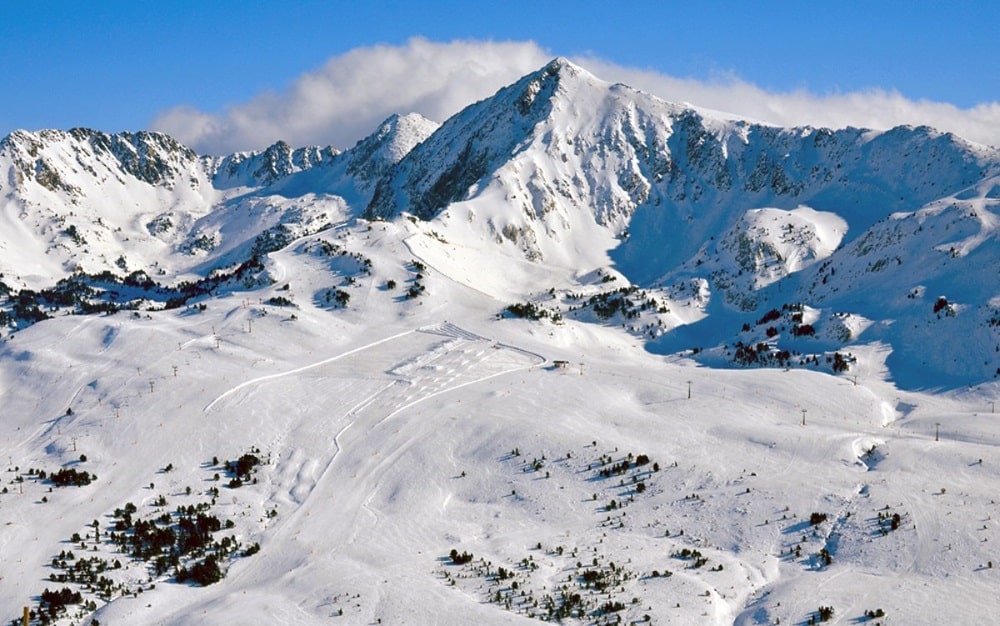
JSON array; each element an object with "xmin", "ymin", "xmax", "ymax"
[{"xmin": 3, "ymin": 249, "xmax": 998, "ymax": 624}]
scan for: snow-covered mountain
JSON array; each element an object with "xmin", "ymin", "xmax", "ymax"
[
  {"xmin": 0, "ymin": 113, "xmax": 437, "ymax": 289},
  {"xmin": 3, "ymin": 58, "xmax": 1000, "ymax": 626},
  {"xmin": 361, "ymin": 58, "xmax": 1000, "ymax": 388},
  {"xmin": 368, "ymin": 59, "xmax": 995, "ymax": 276}
]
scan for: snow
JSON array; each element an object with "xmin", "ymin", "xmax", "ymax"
[
  {"xmin": 2, "ymin": 217, "xmax": 999, "ymax": 625},
  {"xmin": 2, "ymin": 58, "xmax": 1000, "ymax": 625}
]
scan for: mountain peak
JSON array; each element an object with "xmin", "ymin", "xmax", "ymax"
[
  {"xmin": 0, "ymin": 127, "xmax": 201, "ymax": 195},
  {"xmin": 543, "ymin": 56, "xmax": 576, "ymax": 73},
  {"xmin": 344, "ymin": 112, "xmax": 439, "ymax": 186},
  {"xmin": 362, "ymin": 112, "xmax": 439, "ymax": 158},
  {"xmin": 363, "ymin": 59, "xmax": 617, "ymax": 221},
  {"xmin": 542, "ymin": 56, "xmax": 593, "ymax": 79},
  {"xmin": 212, "ymin": 140, "xmax": 338, "ymax": 188},
  {"xmin": 524, "ymin": 56, "xmax": 605, "ymax": 100}
]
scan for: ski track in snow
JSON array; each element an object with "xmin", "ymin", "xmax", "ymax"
[
  {"xmin": 202, "ymin": 321, "xmax": 544, "ymax": 595},
  {"xmin": 203, "ymin": 327, "xmax": 418, "ymax": 413}
]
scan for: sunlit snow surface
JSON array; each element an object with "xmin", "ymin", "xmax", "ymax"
[
  {"xmin": 1, "ymin": 219, "xmax": 998, "ymax": 625},
  {"xmin": 2, "ymin": 59, "xmax": 1000, "ymax": 625}
]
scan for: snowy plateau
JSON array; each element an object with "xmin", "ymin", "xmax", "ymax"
[{"xmin": 2, "ymin": 58, "xmax": 1000, "ymax": 625}]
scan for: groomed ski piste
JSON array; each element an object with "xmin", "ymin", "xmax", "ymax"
[{"xmin": 2, "ymin": 218, "xmax": 999, "ymax": 626}]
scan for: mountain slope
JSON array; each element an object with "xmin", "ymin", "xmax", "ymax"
[
  {"xmin": 4, "ymin": 57, "xmax": 1000, "ymax": 626},
  {"xmin": 2, "ymin": 215, "xmax": 999, "ymax": 626}
]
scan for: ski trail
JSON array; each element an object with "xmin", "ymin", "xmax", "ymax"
[
  {"xmin": 219, "ymin": 322, "xmax": 543, "ymax": 596},
  {"xmin": 203, "ymin": 328, "xmax": 416, "ymax": 413}
]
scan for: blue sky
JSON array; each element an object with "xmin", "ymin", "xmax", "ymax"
[{"xmin": 3, "ymin": 1, "xmax": 998, "ymax": 152}]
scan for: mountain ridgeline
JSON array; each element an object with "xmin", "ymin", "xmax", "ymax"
[{"xmin": 2, "ymin": 58, "xmax": 999, "ymax": 388}]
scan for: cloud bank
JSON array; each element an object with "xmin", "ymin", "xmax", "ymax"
[
  {"xmin": 152, "ymin": 38, "xmax": 551, "ymax": 155},
  {"xmin": 580, "ymin": 57, "xmax": 1000, "ymax": 149},
  {"xmin": 152, "ymin": 38, "xmax": 1000, "ymax": 155}
]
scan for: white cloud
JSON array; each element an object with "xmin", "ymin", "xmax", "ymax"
[
  {"xmin": 576, "ymin": 57, "xmax": 1000, "ymax": 148},
  {"xmin": 152, "ymin": 38, "xmax": 1000, "ymax": 155},
  {"xmin": 152, "ymin": 38, "xmax": 551, "ymax": 154}
]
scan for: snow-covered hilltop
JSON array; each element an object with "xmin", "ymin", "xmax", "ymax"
[{"xmin": 2, "ymin": 58, "xmax": 1000, "ymax": 626}]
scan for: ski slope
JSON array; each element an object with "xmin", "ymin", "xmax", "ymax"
[{"xmin": 2, "ymin": 220, "xmax": 999, "ymax": 625}]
